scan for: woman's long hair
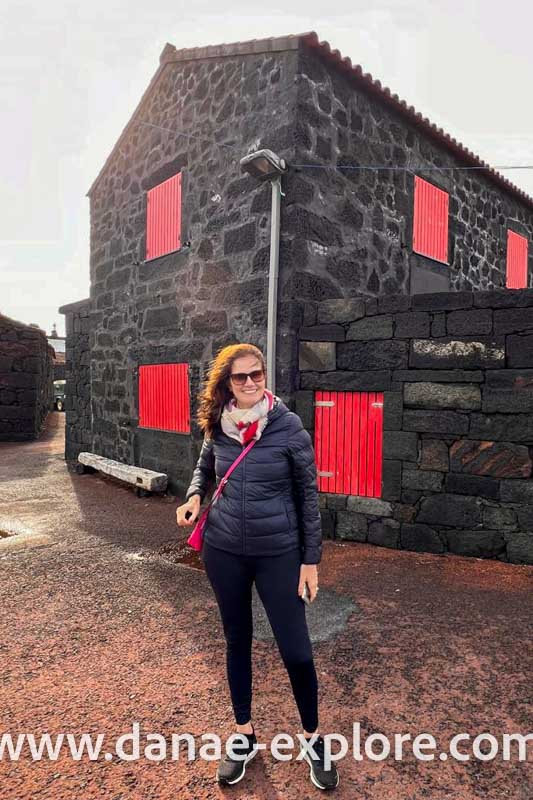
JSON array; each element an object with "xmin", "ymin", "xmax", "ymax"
[{"xmin": 196, "ymin": 343, "xmax": 267, "ymax": 439}]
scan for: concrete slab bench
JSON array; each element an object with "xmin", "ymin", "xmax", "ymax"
[{"xmin": 77, "ymin": 452, "xmax": 168, "ymax": 495}]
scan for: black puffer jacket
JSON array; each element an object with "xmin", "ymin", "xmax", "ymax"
[{"xmin": 185, "ymin": 397, "xmax": 322, "ymax": 564}]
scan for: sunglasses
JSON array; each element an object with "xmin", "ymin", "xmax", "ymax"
[{"xmin": 229, "ymin": 369, "xmax": 265, "ymax": 386}]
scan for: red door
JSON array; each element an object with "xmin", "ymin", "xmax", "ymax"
[{"xmin": 314, "ymin": 390, "xmax": 384, "ymax": 498}]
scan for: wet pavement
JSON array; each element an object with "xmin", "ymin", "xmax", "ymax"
[{"xmin": 0, "ymin": 412, "xmax": 532, "ymax": 799}]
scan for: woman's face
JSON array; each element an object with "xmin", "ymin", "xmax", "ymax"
[{"xmin": 228, "ymin": 355, "xmax": 266, "ymax": 409}]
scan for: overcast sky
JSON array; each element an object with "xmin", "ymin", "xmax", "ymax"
[{"xmin": 1, "ymin": 0, "xmax": 532, "ymax": 335}]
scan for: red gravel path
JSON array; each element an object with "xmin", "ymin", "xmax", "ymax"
[{"xmin": 0, "ymin": 413, "xmax": 531, "ymax": 799}]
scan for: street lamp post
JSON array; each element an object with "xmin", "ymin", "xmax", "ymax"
[{"xmin": 240, "ymin": 149, "xmax": 288, "ymax": 395}]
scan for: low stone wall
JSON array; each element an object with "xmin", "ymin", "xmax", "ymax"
[
  {"xmin": 0, "ymin": 315, "xmax": 53, "ymax": 440},
  {"xmin": 296, "ymin": 288, "xmax": 533, "ymax": 565},
  {"xmin": 59, "ymin": 299, "xmax": 92, "ymax": 461}
]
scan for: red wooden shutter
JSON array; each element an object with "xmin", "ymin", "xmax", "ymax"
[
  {"xmin": 506, "ymin": 230, "xmax": 528, "ymax": 288},
  {"xmin": 413, "ymin": 176, "xmax": 449, "ymax": 264},
  {"xmin": 146, "ymin": 173, "xmax": 182, "ymax": 261},
  {"xmin": 314, "ymin": 390, "xmax": 384, "ymax": 498},
  {"xmin": 138, "ymin": 363, "xmax": 190, "ymax": 432}
]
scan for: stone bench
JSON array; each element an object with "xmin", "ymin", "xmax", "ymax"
[{"xmin": 77, "ymin": 452, "xmax": 168, "ymax": 495}]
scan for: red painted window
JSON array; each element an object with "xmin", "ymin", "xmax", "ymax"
[
  {"xmin": 138, "ymin": 363, "xmax": 190, "ymax": 432},
  {"xmin": 506, "ymin": 230, "xmax": 528, "ymax": 288},
  {"xmin": 146, "ymin": 173, "xmax": 182, "ymax": 261},
  {"xmin": 314, "ymin": 391, "xmax": 384, "ymax": 498},
  {"xmin": 413, "ymin": 176, "xmax": 449, "ymax": 264}
]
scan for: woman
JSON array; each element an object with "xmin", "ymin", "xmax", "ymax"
[{"xmin": 176, "ymin": 343, "xmax": 339, "ymax": 791}]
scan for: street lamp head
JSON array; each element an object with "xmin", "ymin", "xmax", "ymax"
[{"xmin": 240, "ymin": 148, "xmax": 288, "ymax": 181}]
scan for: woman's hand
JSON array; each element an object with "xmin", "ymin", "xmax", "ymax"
[
  {"xmin": 176, "ymin": 495, "xmax": 201, "ymax": 527},
  {"xmin": 298, "ymin": 564, "xmax": 319, "ymax": 603}
]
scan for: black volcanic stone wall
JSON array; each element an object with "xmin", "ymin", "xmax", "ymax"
[
  {"xmin": 296, "ymin": 288, "xmax": 533, "ymax": 566},
  {"xmin": 283, "ymin": 43, "xmax": 533, "ymax": 302},
  {"xmin": 87, "ymin": 48, "xmax": 303, "ymax": 491},
  {"xmin": 0, "ymin": 315, "xmax": 53, "ymax": 441},
  {"xmin": 62, "ymin": 301, "xmax": 92, "ymax": 461}
]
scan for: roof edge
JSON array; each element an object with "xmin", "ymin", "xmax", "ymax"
[
  {"xmin": 300, "ymin": 32, "xmax": 533, "ymax": 210},
  {"xmin": 86, "ymin": 33, "xmax": 310, "ymax": 198},
  {"xmin": 86, "ymin": 54, "xmax": 167, "ymax": 198},
  {"xmin": 0, "ymin": 312, "xmax": 47, "ymax": 334},
  {"xmin": 158, "ymin": 32, "xmax": 303, "ymax": 66},
  {"xmin": 58, "ymin": 298, "xmax": 91, "ymax": 314}
]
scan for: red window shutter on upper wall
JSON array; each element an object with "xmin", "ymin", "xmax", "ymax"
[
  {"xmin": 138, "ymin": 363, "xmax": 190, "ymax": 433},
  {"xmin": 506, "ymin": 230, "xmax": 528, "ymax": 288},
  {"xmin": 146, "ymin": 173, "xmax": 182, "ymax": 261},
  {"xmin": 314, "ymin": 391, "xmax": 384, "ymax": 498},
  {"xmin": 413, "ymin": 175, "xmax": 449, "ymax": 264}
]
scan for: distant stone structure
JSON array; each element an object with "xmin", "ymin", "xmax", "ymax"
[{"xmin": 0, "ymin": 314, "xmax": 54, "ymax": 440}]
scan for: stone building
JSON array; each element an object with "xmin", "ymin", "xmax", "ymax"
[
  {"xmin": 60, "ymin": 33, "xmax": 533, "ymax": 563},
  {"xmin": 0, "ymin": 314, "xmax": 54, "ymax": 440}
]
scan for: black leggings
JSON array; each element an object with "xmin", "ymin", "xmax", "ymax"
[{"xmin": 201, "ymin": 539, "xmax": 319, "ymax": 732}]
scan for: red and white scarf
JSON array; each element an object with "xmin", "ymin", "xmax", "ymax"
[{"xmin": 221, "ymin": 388, "xmax": 276, "ymax": 445}]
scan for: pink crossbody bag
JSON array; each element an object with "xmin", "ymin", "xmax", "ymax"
[{"xmin": 186, "ymin": 438, "xmax": 258, "ymax": 551}]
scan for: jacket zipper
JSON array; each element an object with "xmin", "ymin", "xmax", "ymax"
[{"xmin": 242, "ymin": 442, "xmax": 246, "ymax": 555}]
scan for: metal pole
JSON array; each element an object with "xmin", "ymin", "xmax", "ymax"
[{"xmin": 266, "ymin": 176, "xmax": 282, "ymax": 395}]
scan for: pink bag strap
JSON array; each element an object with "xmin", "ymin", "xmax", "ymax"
[{"xmin": 206, "ymin": 438, "xmax": 258, "ymax": 509}]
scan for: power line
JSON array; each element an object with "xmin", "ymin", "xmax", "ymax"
[
  {"xmin": 138, "ymin": 121, "xmax": 533, "ymax": 172},
  {"xmin": 293, "ymin": 164, "xmax": 533, "ymax": 171},
  {"xmin": 139, "ymin": 121, "xmax": 238, "ymax": 152}
]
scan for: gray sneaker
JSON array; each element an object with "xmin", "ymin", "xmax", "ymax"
[{"xmin": 216, "ymin": 728, "xmax": 259, "ymax": 786}]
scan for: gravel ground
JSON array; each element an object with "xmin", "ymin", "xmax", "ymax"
[{"xmin": 0, "ymin": 413, "xmax": 532, "ymax": 799}]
